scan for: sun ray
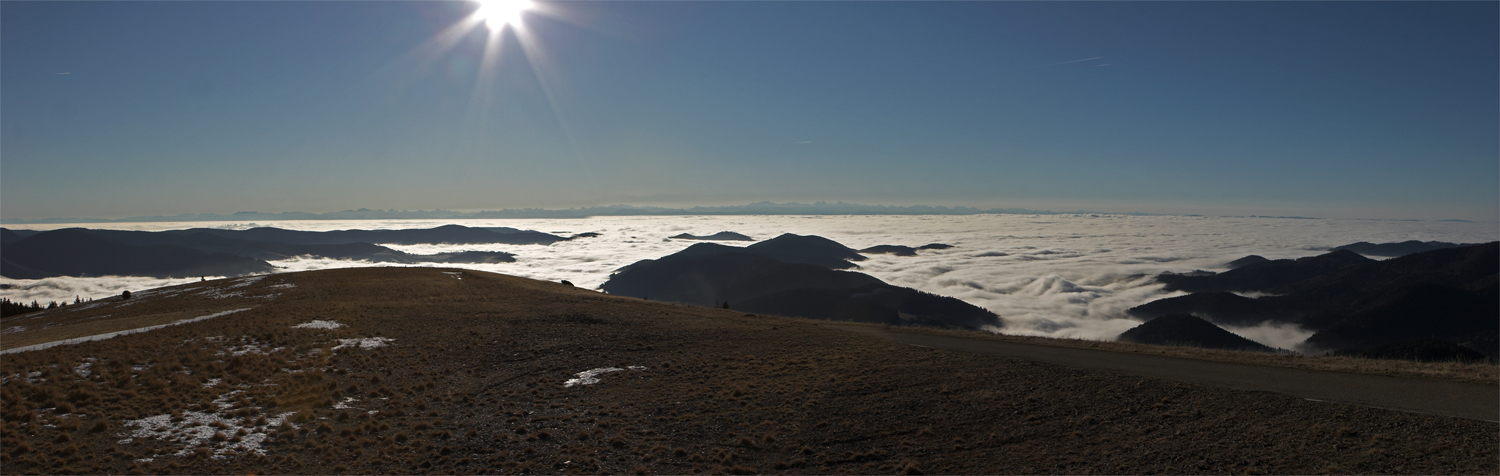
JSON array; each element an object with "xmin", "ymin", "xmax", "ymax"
[
  {"xmin": 507, "ymin": 18, "xmax": 600, "ymax": 198},
  {"xmin": 360, "ymin": 0, "xmax": 601, "ymax": 197},
  {"xmin": 464, "ymin": 19, "xmax": 510, "ymax": 130}
]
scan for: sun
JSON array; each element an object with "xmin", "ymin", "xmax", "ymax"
[{"xmin": 474, "ymin": 0, "xmax": 532, "ymax": 29}]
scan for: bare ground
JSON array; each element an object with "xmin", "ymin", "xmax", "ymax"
[{"xmin": 1, "ymin": 268, "xmax": 1495, "ymax": 475}]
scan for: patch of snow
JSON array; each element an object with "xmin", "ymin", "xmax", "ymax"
[
  {"xmin": 0, "ymin": 308, "xmax": 253, "ymax": 355},
  {"xmin": 74, "ymin": 362, "xmax": 93, "ymax": 377},
  {"xmin": 212, "ymin": 390, "xmax": 244, "ymax": 410},
  {"xmin": 332, "ymin": 337, "xmax": 393, "ymax": 350},
  {"xmin": 333, "ymin": 397, "xmax": 358, "ymax": 409},
  {"xmin": 267, "ymin": 283, "xmax": 296, "ymax": 290},
  {"xmin": 227, "ymin": 344, "xmax": 282, "ymax": 357},
  {"xmin": 122, "ymin": 405, "xmax": 294, "ymax": 459},
  {"xmin": 292, "ymin": 320, "xmax": 344, "ymax": 329},
  {"xmin": 564, "ymin": 366, "xmax": 647, "ymax": 387},
  {"xmin": 195, "ymin": 289, "xmax": 245, "ymax": 299},
  {"xmin": 2, "ymin": 326, "xmax": 26, "ymax": 334},
  {"xmin": 203, "ymin": 378, "xmax": 222, "ymax": 388},
  {"xmin": 71, "ymin": 300, "xmax": 110, "ymax": 311},
  {"xmin": 213, "ymin": 336, "xmax": 284, "ymax": 357},
  {"xmin": 224, "ymin": 276, "xmax": 265, "ymax": 289}
]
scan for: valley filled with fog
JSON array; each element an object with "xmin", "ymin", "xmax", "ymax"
[{"xmin": 4, "ymin": 214, "xmax": 1493, "ymax": 348}]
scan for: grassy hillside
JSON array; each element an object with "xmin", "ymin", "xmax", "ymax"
[{"xmin": 0, "ymin": 268, "xmax": 1494, "ymax": 474}]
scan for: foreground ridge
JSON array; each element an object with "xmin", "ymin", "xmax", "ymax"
[{"xmin": 0, "ymin": 268, "xmax": 1493, "ymax": 474}]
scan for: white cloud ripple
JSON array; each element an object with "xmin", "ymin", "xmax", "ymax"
[{"xmin": 5, "ymin": 215, "xmax": 1494, "ymax": 349}]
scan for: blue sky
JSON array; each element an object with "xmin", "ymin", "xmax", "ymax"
[{"xmin": 3, "ymin": 1, "xmax": 1496, "ymax": 221}]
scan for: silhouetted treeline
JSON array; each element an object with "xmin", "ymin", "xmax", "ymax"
[
  {"xmin": 1, "ymin": 298, "xmax": 45, "ymax": 317},
  {"xmin": 1, "ymin": 296, "xmax": 86, "ymax": 317}
]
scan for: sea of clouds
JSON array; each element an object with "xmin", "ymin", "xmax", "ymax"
[{"xmin": 4, "ymin": 215, "xmax": 1495, "ymax": 349}]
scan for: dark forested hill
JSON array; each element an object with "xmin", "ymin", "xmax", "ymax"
[
  {"xmin": 1134, "ymin": 243, "xmax": 1499, "ymax": 359},
  {"xmin": 1117, "ymin": 314, "xmax": 1275, "ymax": 353},
  {"xmin": 0, "ymin": 226, "xmax": 532, "ymax": 278},
  {"xmin": 1, "ymin": 229, "xmax": 275, "ymax": 278},
  {"xmin": 602, "ymin": 235, "xmax": 999, "ymax": 330}
]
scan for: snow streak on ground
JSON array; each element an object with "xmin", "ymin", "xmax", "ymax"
[
  {"xmin": 332, "ymin": 337, "xmax": 393, "ymax": 350},
  {"xmin": 3, "ymin": 215, "xmax": 1495, "ymax": 346},
  {"xmin": 0, "ymin": 308, "xmax": 253, "ymax": 355}
]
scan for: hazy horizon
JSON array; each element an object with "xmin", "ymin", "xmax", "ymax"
[
  {"xmin": 4, "ymin": 1, "xmax": 1497, "ymax": 222},
  {"xmin": 2, "ymin": 200, "xmax": 1496, "ymax": 225}
]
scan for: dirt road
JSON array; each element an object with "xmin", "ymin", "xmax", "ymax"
[{"xmin": 831, "ymin": 325, "xmax": 1498, "ymax": 422}]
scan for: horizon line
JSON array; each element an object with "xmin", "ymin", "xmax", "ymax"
[{"xmin": 2, "ymin": 201, "xmax": 1484, "ymax": 225}]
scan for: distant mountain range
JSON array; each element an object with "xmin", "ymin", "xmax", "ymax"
[
  {"xmin": 0, "ymin": 202, "xmax": 1147, "ymax": 224},
  {"xmin": 601, "ymin": 234, "xmax": 1001, "ymax": 330},
  {"xmin": 669, "ymin": 231, "xmax": 754, "ymax": 241},
  {"xmin": 1332, "ymin": 240, "xmax": 1476, "ymax": 257},
  {"xmin": 0, "ymin": 225, "xmax": 564, "ymax": 279},
  {"xmin": 1126, "ymin": 241, "xmax": 1498, "ymax": 358}
]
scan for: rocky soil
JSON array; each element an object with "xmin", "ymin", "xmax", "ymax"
[{"xmin": 1, "ymin": 268, "xmax": 1494, "ymax": 474}]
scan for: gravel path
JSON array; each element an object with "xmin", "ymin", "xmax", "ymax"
[{"xmin": 833, "ymin": 325, "xmax": 1499, "ymax": 422}]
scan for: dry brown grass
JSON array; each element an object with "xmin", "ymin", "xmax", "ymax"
[
  {"xmin": 0, "ymin": 267, "xmax": 1493, "ymax": 475},
  {"xmin": 0, "ymin": 278, "xmax": 272, "ymax": 350},
  {"xmin": 868, "ymin": 323, "xmax": 1500, "ymax": 386}
]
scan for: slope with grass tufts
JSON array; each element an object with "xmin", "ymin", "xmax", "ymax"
[{"xmin": 0, "ymin": 268, "xmax": 1494, "ymax": 474}]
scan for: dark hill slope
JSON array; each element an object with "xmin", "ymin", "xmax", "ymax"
[
  {"xmin": 1280, "ymin": 244, "xmax": 1498, "ymax": 356},
  {"xmin": 1277, "ymin": 242, "xmax": 1498, "ymax": 299},
  {"xmin": 1142, "ymin": 243, "xmax": 1499, "ymax": 358},
  {"xmin": 1, "ymin": 229, "xmax": 274, "ymax": 278},
  {"xmin": 85, "ymin": 230, "xmax": 419, "ymax": 262},
  {"xmin": 1226, "ymin": 255, "xmax": 1269, "ymax": 269},
  {"xmin": 1158, "ymin": 250, "xmax": 1372, "ymax": 293},
  {"xmin": 0, "ymin": 267, "xmax": 1491, "ymax": 475},
  {"xmin": 1302, "ymin": 283, "xmax": 1498, "ymax": 353},
  {"xmin": 0, "ymin": 228, "xmax": 40, "ymax": 244},
  {"xmin": 603, "ymin": 236, "xmax": 998, "ymax": 330},
  {"xmin": 1334, "ymin": 240, "xmax": 1472, "ymax": 258},
  {"xmin": 1118, "ymin": 314, "xmax": 1275, "ymax": 353},
  {"xmin": 0, "ymin": 257, "xmax": 58, "ymax": 279},
  {"xmin": 745, "ymin": 233, "xmax": 867, "ymax": 270},
  {"xmin": 859, "ymin": 244, "xmax": 950, "ymax": 256},
  {"xmin": 178, "ymin": 224, "xmax": 564, "ymax": 245},
  {"xmin": 860, "ymin": 245, "xmax": 920, "ymax": 256},
  {"xmin": 2, "ymin": 229, "xmax": 518, "ymax": 278},
  {"xmin": 740, "ymin": 284, "xmax": 1001, "ymax": 330},
  {"xmin": 1127, "ymin": 291, "xmax": 1298, "ymax": 327},
  {"xmin": 601, "ymin": 251, "xmax": 881, "ymax": 306},
  {"xmin": 669, "ymin": 231, "xmax": 753, "ymax": 241}
]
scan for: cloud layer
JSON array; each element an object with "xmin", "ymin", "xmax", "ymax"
[{"xmin": 5, "ymin": 215, "xmax": 1493, "ymax": 349}]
